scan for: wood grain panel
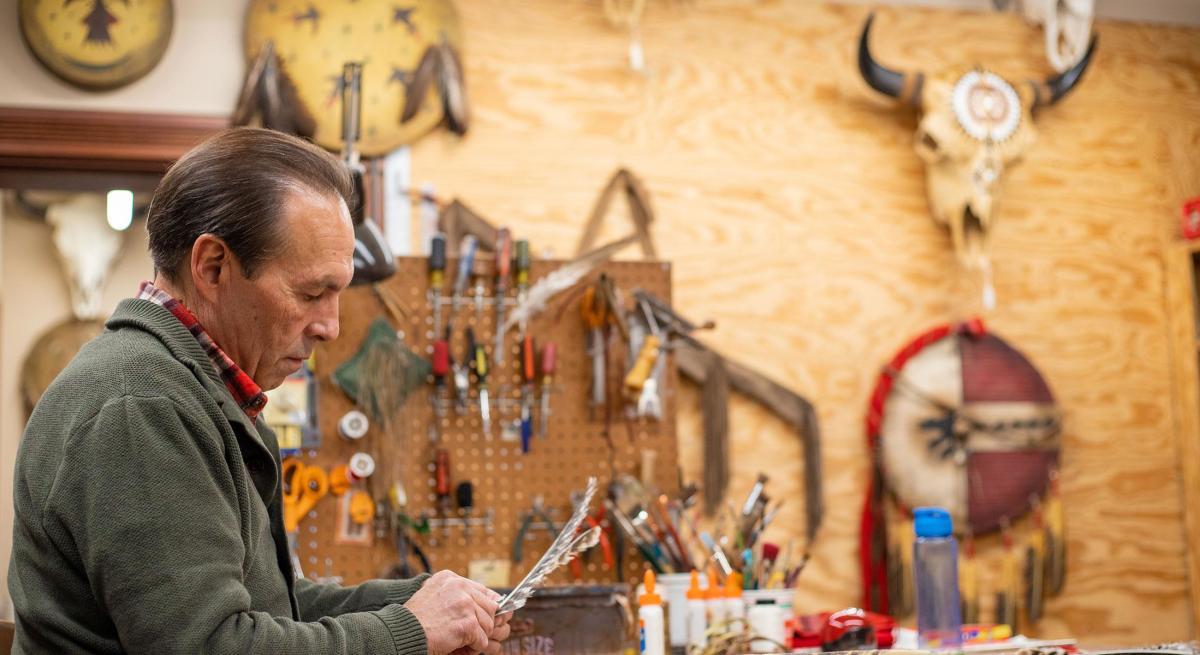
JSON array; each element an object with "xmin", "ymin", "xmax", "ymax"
[{"xmin": 409, "ymin": 1, "xmax": 1200, "ymax": 645}]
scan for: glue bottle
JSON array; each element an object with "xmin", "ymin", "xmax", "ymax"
[
  {"xmin": 914, "ymin": 507, "xmax": 963, "ymax": 649},
  {"xmin": 725, "ymin": 572, "xmax": 746, "ymax": 623},
  {"xmin": 638, "ymin": 570, "xmax": 665, "ymax": 655},
  {"xmin": 706, "ymin": 569, "xmax": 727, "ymax": 627},
  {"xmin": 686, "ymin": 570, "xmax": 708, "ymax": 649}
]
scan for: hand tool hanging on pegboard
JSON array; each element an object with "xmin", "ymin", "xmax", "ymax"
[{"xmin": 493, "ymin": 228, "xmax": 513, "ymax": 363}]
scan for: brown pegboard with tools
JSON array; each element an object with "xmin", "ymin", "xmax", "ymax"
[{"xmin": 289, "ymin": 255, "xmax": 679, "ymax": 588}]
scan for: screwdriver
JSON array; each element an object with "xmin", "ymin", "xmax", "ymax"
[
  {"xmin": 452, "ymin": 328, "xmax": 470, "ymax": 415},
  {"xmin": 456, "ymin": 481, "xmax": 474, "ymax": 543},
  {"xmin": 539, "ymin": 342, "xmax": 556, "ymax": 439},
  {"xmin": 428, "ymin": 234, "xmax": 446, "ymax": 334},
  {"xmin": 429, "ymin": 330, "xmax": 450, "ymax": 442},
  {"xmin": 451, "ymin": 235, "xmax": 478, "ymax": 324},
  {"xmin": 493, "ymin": 228, "xmax": 513, "ymax": 364},
  {"xmin": 469, "ymin": 328, "xmax": 491, "ymax": 434},
  {"xmin": 520, "ymin": 334, "xmax": 535, "ymax": 454},
  {"xmin": 514, "ymin": 239, "xmax": 531, "ymax": 335},
  {"xmin": 434, "ymin": 448, "xmax": 451, "ymax": 535}
]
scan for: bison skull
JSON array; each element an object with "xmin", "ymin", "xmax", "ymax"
[{"xmin": 859, "ymin": 15, "xmax": 1096, "ymax": 274}]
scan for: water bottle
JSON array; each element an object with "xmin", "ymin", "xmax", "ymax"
[{"xmin": 913, "ymin": 507, "xmax": 962, "ymax": 649}]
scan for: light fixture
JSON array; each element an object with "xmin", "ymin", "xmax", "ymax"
[{"xmin": 106, "ymin": 189, "xmax": 133, "ymax": 231}]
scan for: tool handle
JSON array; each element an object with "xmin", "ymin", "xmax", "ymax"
[
  {"xmin": 515, "ymin": 239, "xmax": 531, "ymax": 287},
  {"xmin": 495, "ymin": 228, "xmax": 512, "ymax": 291},
  {"xmin": 429, "ymin": 234, "xmax": 447, "ymax": 287},
  {"xmin": 474, "ymin": 343, "xmax": 489, "ymax": 380},
  {"xmin": 431, "ymin": 340, "xmax": 450, "ymax": 377},
  {"xmin": 455, "ymin": 481, "xmax": 474, "ymax": 510},
  {"xmin": 522, "ymin": 334, "xmax": 535, "ymax": 383},
  {"xmin": 623, "ymin": 335, "xmax": 660, "ymax": 393},
  {"xmin": 541, "ymin": 342, "xmax": 557, "ymax": 377},
  {"xmin": 435, "ymin": 449, "xmax": 451, "ymax": 497},
  {"xmin": 453, "ymin": 235, "xmax": 478, "ymax": 296}
]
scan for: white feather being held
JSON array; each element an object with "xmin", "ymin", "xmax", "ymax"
[{"xmin": 497, "ymin": 478, "xmax": 600, "ymax": 614}]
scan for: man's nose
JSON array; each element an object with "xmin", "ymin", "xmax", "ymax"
[{"xmin": 307, "ymin": 300, "xmax": 340, "ymax": 342}]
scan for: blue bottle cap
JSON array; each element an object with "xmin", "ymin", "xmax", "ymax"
[{"xmin": 913, "ymin": 507, "xmax": 953, "ymax": 538}]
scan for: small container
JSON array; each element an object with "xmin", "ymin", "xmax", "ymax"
[
  {"xmin": 725, "ymin": 573, "xmax": 746, "ymax": 623},
  {"xmin": 747, "ymin": 599, "xmax": 786, "ymax": 653},
  {"xmin": 914, "ymin": 507, "xmax": 963, "ymax": 649},
  {"xmin": 686, "ymin": 571, "xmax": 708, "ymax": 650},
  {"xmin": 656, "ymin": 572, "xmax": 693, "ymax": 649},
  {"xmin": 706, "ymin": 570, "xmax": 727, "ymax": 627},
  {"xmin": 639, "ymin": 571, "xmax": 666, "ymax": 655}
]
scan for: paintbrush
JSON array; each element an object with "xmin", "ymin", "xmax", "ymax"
[{"xmin": 758, "ymin": 542, "xmax": 780, "ymax": 589}]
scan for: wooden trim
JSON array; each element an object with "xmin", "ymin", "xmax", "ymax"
[
  {"xmin": 0, "ymin": 107, "xmax": 229, "ymax": 175},
  {"xmin": 1165, "ymin": 240, "xmax": 1200, "ymax": 636}
]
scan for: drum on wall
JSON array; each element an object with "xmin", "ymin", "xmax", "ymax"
[
  {"xmin": 19, "ymin": 0, "xmax": 174, "ymax": 91},
  {"xmin": 244, "ymin": 0, "xmax": 464, "ymax": 156},
  {"xmin": 868, "ymin": 320, "xmax": 1062, "ymax": 535}
]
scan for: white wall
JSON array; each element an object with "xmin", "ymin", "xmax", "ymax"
[
  {"xmin": 0, "ymin": 0, "xmax": 246, "ymax": 115},
  {"xmin": 0, "ymin": 0, "xmax": 248, "ymax": 617}
]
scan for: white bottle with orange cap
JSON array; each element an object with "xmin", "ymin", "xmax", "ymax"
[
  {"xmin": 686, "ymin": 570, "xmax": 708, "ymax": 650},
  {"xmin": 638, "ymin": 571, "xmax": 665, "ymax": 655},
  {"xmin": 725, "ymin": 572, "xmax": 746, "ymax": 623},
  {"xmin": 706, "ymin": 569, "xmax": 727, "ymax": 627}
]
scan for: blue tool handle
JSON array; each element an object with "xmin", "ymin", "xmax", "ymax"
[{"xmin": 521, "ymin": 418, "xmax": 532, "ymax": 454}]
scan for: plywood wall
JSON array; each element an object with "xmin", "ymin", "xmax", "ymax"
[{"xmin": 408, "ymin": 0, "xmax": 1200, "ymax": 646}]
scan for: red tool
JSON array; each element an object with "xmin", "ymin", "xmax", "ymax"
[
  {"xmin": 434, "ymin": 448, "xmax": 451, "ymax": 520},
  {"xmin": 429, "ymin": 333, "xmax": 450, "ymax": 442}
]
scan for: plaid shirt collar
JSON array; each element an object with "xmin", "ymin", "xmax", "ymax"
[{"xmin": 137, "ymin": 281, "xmax": 268, "ymax": 421}]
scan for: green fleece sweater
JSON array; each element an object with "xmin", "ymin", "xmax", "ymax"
[{"xmin": 9, "ymin": 298, "xmax": 430, "ymax": 654}]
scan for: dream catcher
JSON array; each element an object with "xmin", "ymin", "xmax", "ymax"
[{"xmin": 860, "ymin": 319, "xmax": 1066, "ymax": 628}]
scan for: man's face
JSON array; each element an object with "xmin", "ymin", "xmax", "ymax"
[{"xmin": 212, "ymin": 187, "xmax": 355, "ymax": 390}]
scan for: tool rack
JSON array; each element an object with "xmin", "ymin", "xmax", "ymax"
[{"xmin": 291, "ymin": 256, "xmax": 680, "ymax": 587}]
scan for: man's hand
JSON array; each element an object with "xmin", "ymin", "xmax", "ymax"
[{"xmin": 404, "ymin": 570, "xmax": 510, "ymax": 655}]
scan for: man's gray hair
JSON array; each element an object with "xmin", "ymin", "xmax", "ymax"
[{"xmin": 146, "ymin": 127, "xmax": 354, "ymax": 282}]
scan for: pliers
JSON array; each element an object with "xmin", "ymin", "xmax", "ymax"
[
  {"xmin": 512, "ymin": 497, "xmax": 558, "ymax": 564},
  {"xmin": 569, "ymin": 503, "xmax": 615, "ymax": 580}
]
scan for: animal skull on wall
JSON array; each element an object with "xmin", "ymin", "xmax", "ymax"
[
  {"xmin": 858, "ymin": 15, "xmax": 1096, "ymax": 278},
  {"xmin": 15, "ymin": 193, "xmax": 127, "ymax": 320}
]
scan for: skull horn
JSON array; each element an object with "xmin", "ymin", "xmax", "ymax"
[
  {"xmin": 13, "ymin": 192, "xmax": 48, "ymax": 221},
  {"xmin": 1031, "ymin": 34, "xmax": 1098, "ymax": 112},
  {"xmin": 858, "ymin": 14, "xmax": 923, "ymax": 107}
]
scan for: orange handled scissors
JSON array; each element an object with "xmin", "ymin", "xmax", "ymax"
[{"xmin": 282, "ymin": 458, "xmax": 329, "ymax": 533}]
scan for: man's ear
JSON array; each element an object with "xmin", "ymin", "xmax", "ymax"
[{"xmin": 190, "ymin": 234, "xmax": 231, "ymax": 303}]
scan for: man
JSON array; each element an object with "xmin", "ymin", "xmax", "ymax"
[{"xmin": 9, "ymin": 128, "xmax": 510, "ymax": 654}]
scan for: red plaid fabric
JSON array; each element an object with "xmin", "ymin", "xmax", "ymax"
[{"xmin": 138, "ymin": 281, "xmax": 268, "ymax": 421}]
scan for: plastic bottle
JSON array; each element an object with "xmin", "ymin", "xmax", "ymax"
[
  {"xmin": 725, "ymin": 572, "xmax": 746, "ymax": 623},
  {"xmin": 706, "ymin": 569, "xmax": 727, "ymax": 627},
  {"xmin": 638, "ymin": 570, "xmax": 665, "ymax": 655},
  {"xmin": 686, "ymin": 570, "xmax": 708, "ymax": 649},
  {"xmin": 747, "ymin": 598, "xmax": 786, "ymax": 653},
  {"xmin": 913, "ymin": 507, "xmax": 963, "ymax": 649}
]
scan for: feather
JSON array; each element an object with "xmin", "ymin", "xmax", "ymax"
[
  {"xmin": 436, "ymin": 41, "xmax": 469, "ymax": 135},
  {"xmin": 275, "ymin": 56, "xmax": 316, "ymax": 138},
  {"xmin": 498, "ymin": 478, "xmax": 599, "ymax": 614},
  {"xmin": 401, "ymin": 46, "xmax": 438, "ymax": 124},
  {"xmin": 233, "ymin": 42, "xmax": 271, "ymax": 127},
  {"xmin": 503, "ymin": 235, "xmax": 638, "ymax": 333},
  {"xmin": 254, "ymin": 42, "xmax": 316, "ymax": 138},
  {"xmin": 1044, "ymin": 475, "xmax": 1067, "ymax": 596}
]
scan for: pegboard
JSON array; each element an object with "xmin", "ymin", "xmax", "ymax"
[{"xmin": 291, "ymin": 256, "xmax": 679, "ymax": 588}]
